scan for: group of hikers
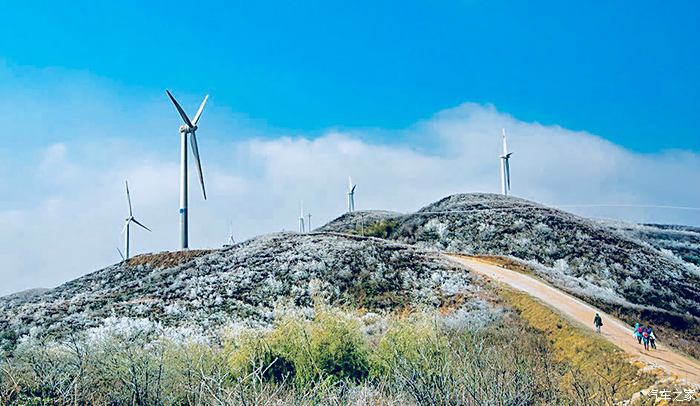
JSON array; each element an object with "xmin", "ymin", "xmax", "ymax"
[
  {"xmin": 592, "ymin": 313, "xmax": 658, "ymax": 351},
  {"xmin": 634, "ymin": 323, "xmax": 657, "ymax": 350}
]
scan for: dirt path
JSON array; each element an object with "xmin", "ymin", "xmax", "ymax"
[{"xmin": 449, "ymin": 255, "xmax": 700, "ymax": 386}]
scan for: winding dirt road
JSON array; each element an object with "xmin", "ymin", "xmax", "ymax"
[{"xmin": 449, "ymin": 255, "xmax": 700, "ymax": 386}]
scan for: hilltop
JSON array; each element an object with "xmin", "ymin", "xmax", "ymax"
[
  {"xmin": 0, "ymin": 232, "xmax": 491, "ymax": 349},
  {"xmin": 321, "ymin": 193, "xmax": 700, "ymax": 354},
  {"xmin": 317, "ymin": 210, "xmax": 403, "ymax": 234}
]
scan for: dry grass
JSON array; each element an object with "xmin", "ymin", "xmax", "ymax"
[{"xmin": 126, "ymin": 249, "xmax": 214, "ymax": 268}]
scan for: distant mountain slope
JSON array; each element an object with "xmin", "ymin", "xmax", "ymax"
[
  {"xmin": 320, "ymin": 194, "xmax": 700, "ymax": 328},
  {"xmin": 604, "ymin": 222, "xmax": 700, "ymax": 266},
  {"xmin": 0, "ymin": 233, "xmax": 489, "ymax": 350}
]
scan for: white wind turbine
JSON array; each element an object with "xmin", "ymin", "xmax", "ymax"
[
  {"xmin": 118, "ymin": 180, "xmax": 151, "ymax": 260},
  {"xmin": 500, "ymin": 128, "xmax": 513, "ymax": 196},
  {"xmin": 299, "ymin": 201, "xmax": 306, "ymax": 233},
  {"xmin": 224, "ymin": 221, "xmax": 235, "ymax": 247},
  {"xmin": 166, "ymin": 90, "xmax": 208, "ymax": 249},
  {"xmin": 347, "ymin": 176, "xmax": 356, "ymax": 212}
]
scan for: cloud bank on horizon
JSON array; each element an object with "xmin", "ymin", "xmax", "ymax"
[{"xmin": 0, "ymin": 66, "xmax": 699, "ymax": 295}]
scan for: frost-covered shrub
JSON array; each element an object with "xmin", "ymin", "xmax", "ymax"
[{"xmin": 0, "ymin": 233, "xmax": 484, "ymax": 348}]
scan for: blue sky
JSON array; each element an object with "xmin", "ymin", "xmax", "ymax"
[
  {"xmin": 1, "ymin": 2, "xmax": 700, "ymax": 294},
  {"xmin": 2, "ymin": 1, "xmax": 698, "ymax": 151}
]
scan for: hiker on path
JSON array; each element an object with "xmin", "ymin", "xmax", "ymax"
[
  {"xmin": 642, "ymin": 327, "xmax": 650, "ymax": 350},
  {"xmin": 594, "ymin": 313, "xmax": 603, "ymax": 333},
  {"xmin": 634, "ymin": 323, "xmax": 643, "ymax": 344},
  {"xmin": 632, "ymin": 323, "xmax": 642, "ymax": 344},
  {"xmin": 648, "ymin": 327, "xmax": 657, "ymax": 350}
]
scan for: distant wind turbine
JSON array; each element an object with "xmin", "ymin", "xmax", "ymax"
[
  {"xmin": 119, "ymin": 181, "xmax": 151, "ymax": 260},
  {"xmin": 347, "ymin": 176, "xmax": 356, "ymax": 212},
  {"xmin": 224, "ymin": 221, "xmax": 235, "ymax": 247},
  {"xmin": 307, "ymin": 213, "xmax": 312, "ymax": 232},
  {"xmin": 299, "ymin": 201, "xmax": 306, "ymax": 233},
  {"xmin": 166, "ymin": 90, "xmax": 208, "ymax": 249},
  {"xmin": 500, "ymin": 128, "xmax": 513, "ymax": 196}
]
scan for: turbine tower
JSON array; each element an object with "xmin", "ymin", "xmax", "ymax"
[
  {"xmin": 347, "ymin": 176, "xmax": 356, "ymax": 212},
  {"xmin": 119, "ymin": 180, "xmax": 151, "ymax": 260},
  {"xmin": 166, "ymin": 90, "xmax": 208, "ymax": 249},
  {"xmin": 307, "ymin": 212, "xmax": 312, "ymax": 232},
  {"xmin": 299, "ymin": 201, "xmax": 306, "ymax": 233},
  {"xmin": 500, "ymin": 128, "xmax": 513, "ymax": 196}
]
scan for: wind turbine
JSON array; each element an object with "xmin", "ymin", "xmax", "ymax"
[
  {"xmin": 307, "ymin": 212, "xmax": 312, "ymax": 232},
  {"xmin": 299, "ymin": 201, "xmax": 306, "ymax": 233},
  {"xmin": 224, "ymin": 221, "xmax": 235, "ymax": 247},
  {"xmin": 166, "ymin": 90, "xmax": 208, "ymax": 249},
  {"xmin": 120, "ymin": 180, "xmax": 151, "ymax": 260},
  {"xmin": 500, "ymin": 128, "xmax": 513, "ymax": 196},
  {"xmin": 347, "ymin": 176, "xmax": 356, "ymax": 212}
]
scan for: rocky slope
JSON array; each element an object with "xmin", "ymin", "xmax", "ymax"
[
  {"xmin": 321, "ymin": 194, "xmax": 700, "ymax": 329},
  {"xmin": 0, "ymin": 233, "xmax": 491, "ymax": 350}
]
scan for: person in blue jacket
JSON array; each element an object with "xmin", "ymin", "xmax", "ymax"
[{"xmin": 633, "ymin": 323, "xmax": 643, "ymax": 344}]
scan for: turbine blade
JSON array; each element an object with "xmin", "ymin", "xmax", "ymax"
[
  {"xmin": 131, "ymin": 218, "xmax": 152, "ymax": 232},
  {"xmin": 121, "ymin": 220, "xmax": 129, "ymax": 235},
  {"xmin": 166, "ymin": 90, "xmax": 193, "ymax": 128},
  {"xmin": 125, "ymin": 180, "xmax": 133, "ymax": 217},
  {"xmin": 351, "ymin": 185, "xmax": 356, "ymax": 193},
  {"xmin": 192, "ymin": 94, "xmax": 209, "ymax": 126},
  {"xmin": 117, "ymin": 247, "xmax": 125, "ymax": 261},
  {"xmin": 190, "ymin": 131, "xmax": 207, "ymax": 200}
]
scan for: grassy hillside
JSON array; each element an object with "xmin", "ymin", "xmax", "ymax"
[
  {"xmin": 320, "ymin": 193, "xmax": 700, "ymax": 358},
  {"xmin": 0, "ymin": 299, "xmax": 661, "ymax": 405},
  {"xmin": 0, "ymin": 233, "xmax": 489, "ymax": 353}
]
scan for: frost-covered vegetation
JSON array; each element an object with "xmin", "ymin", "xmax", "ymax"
[
  {"xmin": 604, "ymin": 221, "xmax": 700, "ymax": 267},
  {"xmin": 0, "ymin": 233, "xmax": 486, "ymax": 353},
  {"xmin": 0, "ymin": 305, "xmax": 655, "ymax": 405},
  {"xmin": 321, "ymin": 193, "xmax": 700, "ymax": 353}
]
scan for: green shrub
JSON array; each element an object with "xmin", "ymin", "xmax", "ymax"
[
  {"xmin": 229, "ymin": 309, "xmax": 369, "ymax": 387},
  {"xmin": 370, "ymin": 314, "xmax": 448, "ymax": 379},
  {"xmin": 349, "ymin": 219, "xmax": 398, "ymax": 239}
]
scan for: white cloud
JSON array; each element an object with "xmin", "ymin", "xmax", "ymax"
[{"xmin": 0, "ymin": 66, "xmax": 699, "ymax": 295}]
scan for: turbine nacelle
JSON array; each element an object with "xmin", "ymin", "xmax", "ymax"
[
  {"xmin": 500, "ymin": 152, "xmax": 513, "ymax": 159},
  {"xmin": 179, "ymin": 124, "xmax": 198, "ymax": 134}
]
